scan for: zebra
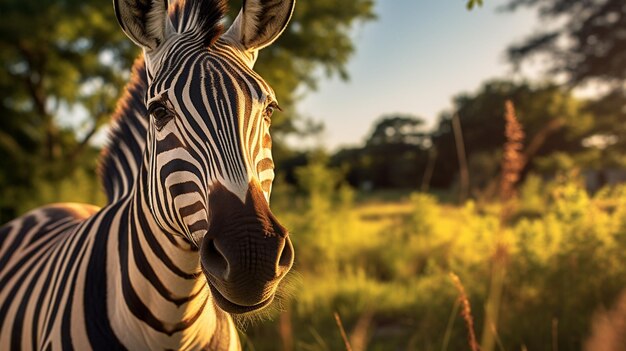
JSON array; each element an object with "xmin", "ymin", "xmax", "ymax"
[{"xmin": 0, "ymin": 0, "xmax": 296, "ymax": 349}]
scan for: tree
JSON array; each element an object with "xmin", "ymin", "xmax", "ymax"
[
  {"xmin": 505, "ymin": 0, "xmax": 626, "ymax": 89},
  {"xmin": 0, "ymin": 1, "xmax": 137, "ymax": 160},
  {"xmin": 366, "ymin": 114, "xmax": 429, "ymax": 147},
  {"xmin": 504, "ymin": 0, "xmax": 626, "ymax": 177},
  {"xmin": 332, "ymin": 114, "xmax": 430, "ymax": 189},
  {"xmin": 0, "ymin": 0, "xmax": 135, "ymax": 221},
  {"xmin": 430, "ymin": 80, "xmax": 594, "ymax": 190},
  {"xmin": 0, "ymin": 0, "xmax": 376, "ymax": 221}
]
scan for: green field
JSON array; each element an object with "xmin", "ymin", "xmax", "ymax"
[{"xmin": 241, "ymin": 170, "xmax": 626, "ymax": 351}]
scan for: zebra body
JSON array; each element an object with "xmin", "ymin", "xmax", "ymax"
[
  {"xmin": 0, "ymin": 0, "xmax": 296, "ymax": 349},
  {"xmin": 0, "ymin": 200, "xmax": 236, "ymax": 350}
]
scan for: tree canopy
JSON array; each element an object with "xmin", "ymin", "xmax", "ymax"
[
  {"xmin": 506, "ymin": 0, "xmax": 626, "ymax": 88},
  {"xmin": 0, "ymin": 0, "xmax": 135, "ymax": 219},
  {"xmin": 325, "ymin": 81, "xmax": 597, "ymax": 193},
  {"xmin": 0, "ymin": 0, "xmax": 136, "ymax": 165},
  {"xmin": 331, "ymin": 114, "xmax": 430, "ymax": 189},
  {"xmin": 504, "ymin": 0, "xmax": 626, "ymax": 179},
  {"xmin": 430, "ymin": 80, "xmax": 594, "ymax": 189},
  {"xmin": 366, "ymin": 114, "xmax": 429, "ymax": 147}
]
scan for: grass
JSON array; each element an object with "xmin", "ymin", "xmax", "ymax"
[
  {"xmin": 449, "ymin": 273, "xmax": 479, "ymax": 351},
  {"xmin": 242, "ymin": 175, "xmax": 626, "ymax": 350}
]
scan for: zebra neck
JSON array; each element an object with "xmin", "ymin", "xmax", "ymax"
[
  {"xmin": 98, "ymin": 55, "xmax": 149, "ymax": 204},
  {"xmin": 104, "ymin": 169, "xmax": 237, "ymax": 349}
]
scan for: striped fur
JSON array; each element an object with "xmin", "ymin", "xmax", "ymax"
[
  {"xmin": 0, "ymin": 0, "xmax": 296, "ymax": 349},
  {"xmin": 99, "ymin": 56, "xmax": 149, "ymax": 203}
]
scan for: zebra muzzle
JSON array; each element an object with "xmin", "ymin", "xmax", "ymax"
[{"xmin": 199, "ymin": 181, "xmax": 294, "ymax": 313}]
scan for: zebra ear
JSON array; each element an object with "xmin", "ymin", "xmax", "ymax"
[
  {"xmin": 224, "ymin": 0, "xmax": 296, "ymax": 55},
  {"xmin": 113, "ymin": 0, "xmax": 170, "ymax": 51}
]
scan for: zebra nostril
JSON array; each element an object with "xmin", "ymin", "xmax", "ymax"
[
  {"xmin": 202, "ymin": 238, "xmax": 230, "ymax": 280},
  {"xmin": 277, "ymin": 237, "xmax": 294, "ymax": 274}
]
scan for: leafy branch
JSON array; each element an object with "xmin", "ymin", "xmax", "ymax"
[{"xmin": 467, "ymin": 0, "xmax": 484, "ymax": 10}]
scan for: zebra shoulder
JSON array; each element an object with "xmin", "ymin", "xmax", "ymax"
[{"xmin": 0, "ymin": 203, "xmax": 99, "ymax": 267}]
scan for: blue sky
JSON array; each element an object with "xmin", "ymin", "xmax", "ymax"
[{"xmin": 295, "ymin": 0, "xmax": 540, "ymax": 150}]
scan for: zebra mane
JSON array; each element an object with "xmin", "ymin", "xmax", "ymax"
[
  {"xmin": 168, "ymin": 0, "xmax": 227, "ymax": 45},
  {"xmin": 98, "ymin": 56, "xmax": 149, "ymax": 203}
]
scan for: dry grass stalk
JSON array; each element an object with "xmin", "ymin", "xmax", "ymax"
[
  {"xmin": 552, "ymin": 318, "xmax": 558, "ymax": 351},
  {"xmin": 479, "ymin": 100, "xmax": 522, "ymax": 351},
  {"xmin": 481, "ymin": 243, "xmax": 509, "ymax": 351},
  {"xmin": 584, "ymin": 290, "xmax": 626, "ymax": 351},
  {"xmin": 449, "ymin": 272, "xmax": 480, "ymax": 351},
  {"xmin": 490, "ymin": 322, "xmax": 506, "ymax": 351},
  {"xmin": 500, "ymin": 100, "xmax": 526, "ymax": 204},
  {"xmin": 334, "ymin": 312, "xmax": 354, "ymax": 351},
  {"xmin": 452, "ymin": 113, "xmax": 470, "ymax": 203},
  {"xmin": 279, "ymin": 307, "xmax": 293, "ymax": 351},
  {"xmin": 349, "ymin": 310, "xmax": 373, "ymax": 351},
  {"xmin": 442, "ymin": 298, "xmax": 462, "ymax": 351}
]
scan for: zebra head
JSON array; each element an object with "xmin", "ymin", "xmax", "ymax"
[{"xmin": 114, "ymin": 0, "xmax": 296, "ymax": 314}]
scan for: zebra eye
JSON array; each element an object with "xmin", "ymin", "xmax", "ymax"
[
  {"xmin": 264, "ymin": 102, "xmax": 281, "ymax": 121},
  {"xmin": 148, "ymin": 102, "xmax": 174, "ymax": 130}
]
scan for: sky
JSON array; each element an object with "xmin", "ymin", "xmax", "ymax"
[{"xmin": 294, "ymin": 0, "xmax": 540, "ymax": 151}]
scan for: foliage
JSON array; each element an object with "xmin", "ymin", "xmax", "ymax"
[
  {"xmin": 430, "ymin": 80, "xmax": 593, "ymax": 189},
  {"xmin": 467, "ymin": 0, "xmax": 484, "ymax": 10},
  {"xmin": 326, "ymin": 82, "xmax": 601, "ymax": 194},
  {"xmin": 15, "ymin": 168, "xmax": 107, "ymax": 214},
  {"xmin": 245, "ymin": 169, "xmax": 626, "ymax": 350},
  {"xmin": 327, "ymin": 81, "xmax": 602, "ymax": 195},
  {"xmin": 331, "ymin": 114, "xmax": 430, "ymax": 190},
  {"xmin": 505, "ymin": 0, "xmax": 626, "ymax": 88},
  {"xmin": 285, "ymin": 152, "xmax": 356, "ymax": 273},
  {"xmin": 0, "ymin": 0, "xmax": 135, "ymax": 221},
  {"xmin": 505, "ymin": 0, "xmax": 626, "ymax": 163},
  {"xmin": 365, "ymin": 114, "xmax": 429, "ymax": 147}
]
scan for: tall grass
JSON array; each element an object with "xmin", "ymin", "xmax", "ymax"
[
  {"xmin": 500, "ymin": 100, "xmax": 526, "ymax": 203},
  {"xmin": 450, "ymin": 273, "xmax": 479, "ymax": 351},
  {"xmin": 481, "ymin": 100, "xmax": 525, "ymax": 351},
  {"xmin": 584, "ymin": 290, "xmax": 626, "ymax": 351}
]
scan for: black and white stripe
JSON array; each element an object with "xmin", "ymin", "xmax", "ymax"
[{"xmin": 0, "ymin": 0, "xmax": 296, "ymax": 349}]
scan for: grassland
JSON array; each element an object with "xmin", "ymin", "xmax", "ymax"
[{"xmin": 241, "ymin": 172, "xmax": 626, "ymax": 351}]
